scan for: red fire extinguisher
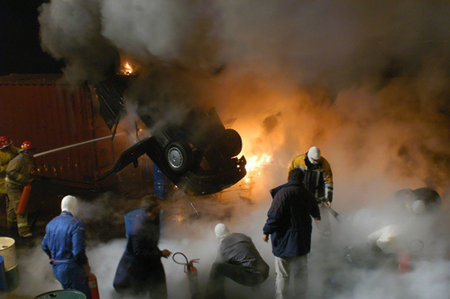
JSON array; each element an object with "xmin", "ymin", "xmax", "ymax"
[
  {"xmin": 16, "ymin": 184, "xmax": 31, "ymax": 215},
  {"xmin": 397, "ymin": 249, "xmax": 411, "ymax": 273},
  {"xmin": 173, "ymin": 252, "xmax": 200, "ymax": 299},
  {"xmin": 88, "ymin": 273, "xmax": 100, "ymax": 299}
]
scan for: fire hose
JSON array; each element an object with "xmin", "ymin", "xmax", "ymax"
[{"xmin": 172, "ymin": 252, "xmax": 200, "ymax": 299}]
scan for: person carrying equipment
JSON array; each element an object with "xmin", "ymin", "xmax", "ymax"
[
  {"xmin": 5, "ymin": 140, "xmax": 35, "ymax": 237},
  {"xmin": 0, "ymin": 136, "xmax": 20, "ymax": 227},
  {"xmin": 289, "ymin": 146, "xmax": 334, "ymax": 237}
]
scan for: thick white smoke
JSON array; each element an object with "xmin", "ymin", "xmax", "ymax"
[{"xmin": 30, "ymin": 0, "xmax": 450, "ymax": 298}]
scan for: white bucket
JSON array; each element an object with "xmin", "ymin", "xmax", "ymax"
[{"xmin": 0, "ymin": 237, "xmax": 17, "ymax": 271}]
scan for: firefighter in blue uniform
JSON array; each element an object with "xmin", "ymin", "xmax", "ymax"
[{"xmin": 42, "ymin": 195, "xmax": 91, "ymax": 298}]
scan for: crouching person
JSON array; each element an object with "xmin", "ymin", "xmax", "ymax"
[
  {"xmin": 205, "ymin": 223, "xmax": 269, "ymax": 299},
  {"xmin": 113, "ymin": 196, "xmax": 171, "ymax": 299},
  {"xmin": 42, "ymin": 195, "xmax": 91, "ymax": 298}
]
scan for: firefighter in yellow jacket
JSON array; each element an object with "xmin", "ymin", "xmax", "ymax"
[
  {"xmin": 289, "ymin": 146, "xmax": 333, "ymax": 237},
  {"xmin": 5, "ymin": 141, "xmax": 36, "ymax": 238},
  {"xmin": 0, "ymin": 137, "xmax": 20, "ymax": 223}
]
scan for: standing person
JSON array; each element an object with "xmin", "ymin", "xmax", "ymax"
[
  {"xmin": 42, "ymin": 195, "xmax": 92, "ymax": 298},
  {"xmin": 263, "ymin": 168, "xmax": 321, "ymax": 299},
  {"xmin": 5, "ymin": 140, "xmax": 35, "ymax": 237},
  {"xmin": 0, "ymin": 136, "xmax": 20, "ymax": 227},
  {"xmin": 205, "ymin": 223, "xmax": 269, "ymax": 299},
  {"xmin": 289, "ymin": 146, "xmax": 333, "ymax": 237},
  {"xmin": 113, "ymin": 196, "xmax": 171, "ymax": 298}
]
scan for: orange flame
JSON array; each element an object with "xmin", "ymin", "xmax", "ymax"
[
  {"xmin": 121, "ymin": 61, "xmax": 133, "ymax": 75},
  {"xmin": 244, "ymin": 153, "xmax": 272, "ymax": 184}
]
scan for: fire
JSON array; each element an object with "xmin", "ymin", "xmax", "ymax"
[
  {"xmin": 121, "ymin": 61, "xmax": 133, "ymax": 75},
  {"xmin": 244, "ymin": 153, "xmax": 272, "ymax": 183}
]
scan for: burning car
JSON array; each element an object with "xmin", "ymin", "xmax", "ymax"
[{"xmin": 94, "ymin": 75, "xmax": 247, "ymax": 195}]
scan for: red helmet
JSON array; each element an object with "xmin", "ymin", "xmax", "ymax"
[
  {"xmin": 0, "ymin": 136, "xmax": 12, "ymax": 149},
  {"xmin": 20, "ymin": 140, "xmax": 35, "ymax": 151}
]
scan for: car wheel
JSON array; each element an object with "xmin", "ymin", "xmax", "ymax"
[
  {"xmin": 165, "ymin": 142, "xmax": 192, "ymax": 174},
  {"xmin": 221, "ymin": 129, "xmax": 243, "ymax": 157}
]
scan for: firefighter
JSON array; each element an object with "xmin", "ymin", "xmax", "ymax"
[
  {"xmin": 113, "ymin": 195, "xmax": 172, "ymax": 298},
  {"xmin": 289, "ymin": 146, "xmax": 333, "ymax": 237},
  {"xmin": 0, "ymin": 136, "xmax": 20, "ymax": 227},
  {"xmin": 42, "ymin": 195, "xmax": 92, "ymax": 298},
  {"xmin": 205, "ymin": 223, "xmax": 269, "ymax": 299},
  {"xmin": 5, "ymin": 140, "xmax": 36, "ymax": 237}
]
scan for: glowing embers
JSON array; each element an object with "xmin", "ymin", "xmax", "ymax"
[{"xmin": 244, "ymin": 153, "xmax": 271, "ymax": 184}]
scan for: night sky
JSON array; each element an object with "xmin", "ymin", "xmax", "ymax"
[{"xmin": 0, "ymin": 1, "xmax": 63, "ymax": 75}]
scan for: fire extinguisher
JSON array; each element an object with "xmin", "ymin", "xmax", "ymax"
[
  {"xmin": 173, "ymin": 252, "xmax": 200, "ymax": 299},
  {"xmin": 397, "ymin": 249, "xmax": 411, "ymax": 273},
  {"xmin": 16, "ymin": 184, "xmax": 31, "ymax": 215},
  {"xmin": 88, "ymin": 273, "xmax": 100, "ymax": 299}
]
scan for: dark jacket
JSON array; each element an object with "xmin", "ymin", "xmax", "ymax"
[
  {"xmin": 220, "ymin": 233, "xmax": 269, "ymax": 278},
  {"xmin": 113, "ymin": 210, "xmax": 164, "ymax": 291},
  {"xmin": 263, "ymin": 181, "xmax": 320, "ymax": 257}
]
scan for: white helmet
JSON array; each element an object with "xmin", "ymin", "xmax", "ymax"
[
  {"xmin": 61, "ymin": 195, "xmax": 78, "ymax": 216},
  {"xmin": 308, "ymin": 146, "xmax": 321, "ymax": 164},
  {"xmin": 214, "ymin": 223, "xmax": 230, "ymax": 240}
]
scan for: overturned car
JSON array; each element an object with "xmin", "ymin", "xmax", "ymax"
[{"xmin": 95, "ymin": 75, "xmax": 247, "ymax": 195}]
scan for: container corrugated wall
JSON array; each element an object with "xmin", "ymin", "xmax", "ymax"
[{"xmin": 0, "ymin": 74, "xmax": 131, "ymax": 189}]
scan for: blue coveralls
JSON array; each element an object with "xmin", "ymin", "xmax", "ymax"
[{"xmin": 42, "ymin": 211, "xmax": 90, "ymax": 298}]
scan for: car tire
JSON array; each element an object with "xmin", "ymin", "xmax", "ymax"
[
  {"xmin": 165, "ymin": 142, "xmax": 193, "ymax": 174},
  {"xmin": 221, "ymin": 129, "xmax": 243, "ymax": 157}
]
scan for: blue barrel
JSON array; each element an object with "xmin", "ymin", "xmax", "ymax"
[
  {"xmin": 0, "ymin": 255, "xmax": 7, "ymax": 291},
  {"xmin": 34, "ymin": 289, "xmax": 86, "ymax": 298},
  {"xmin": 153, "ymin": 165, "xmax": 167, "ymax": 198},
  {"xmin": 5, "ymin": 265, "xmax": 18, "ymax": 291},
  {"xmin": 124, "ymin": 208, "xmax": 164, "ymax": 239},
  {"xmin": 124, "ymin": 208, "xmax": 145, "ymax": 239}
]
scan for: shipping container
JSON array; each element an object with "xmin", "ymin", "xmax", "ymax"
[{"xmin": 0, "ymin": 73, "xmax": 137, "ymax": 189}]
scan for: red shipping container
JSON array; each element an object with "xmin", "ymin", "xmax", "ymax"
[{"xmin": 0, "ymin": 74, "xmax": 132, "ymax": 189}]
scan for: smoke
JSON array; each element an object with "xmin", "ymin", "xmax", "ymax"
[
  {"xmin": 38, "ymin": 1, "xmax": 449, "ymax": 192},
  {"xmin": 32, "ymin": 0, "xmax": 450, "ymax": 298}
]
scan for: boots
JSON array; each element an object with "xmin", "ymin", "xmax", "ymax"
[{"xmin": 18, "ymin": 225, "xmax": 32, "ymax": 238}]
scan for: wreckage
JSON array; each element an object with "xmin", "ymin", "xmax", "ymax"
[{"xmin": 94, "ymin": 75, "xmax": 247, "ymax": 195}]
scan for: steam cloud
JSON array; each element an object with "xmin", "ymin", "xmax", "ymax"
[{"xmin": 31, "ymin": 1, "xmax": 450, "ymax": 298}]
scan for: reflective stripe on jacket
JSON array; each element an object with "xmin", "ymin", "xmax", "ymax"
[
  {"xmin": 0, "ymin": 146, "xmax": 20, "ymax": 193},
  {"xmin": 5, "ymin": 153, "xmax": 34, "ymax": 187},
  {"xmin": 289, "ymin": 153, "xmax": 333, "ymax": 201}
]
